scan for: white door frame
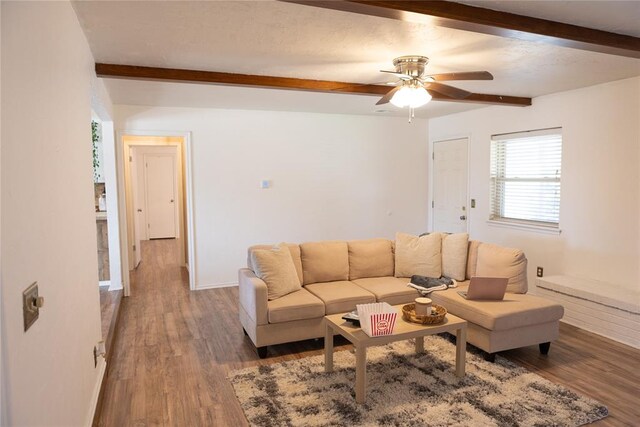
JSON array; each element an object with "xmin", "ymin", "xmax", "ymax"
[
  {"xmin": 116, "ymin": 130, "xmax": 196, "ymax": 295},
  {"xmin": 428, "ymin": 135, "xmax": 471, "ymax": 233}
]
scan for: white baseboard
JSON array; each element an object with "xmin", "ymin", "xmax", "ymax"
[
  {"xmin": 85, "ymin": 356, "xmax": 107, "ymax": 427},
  {"xmin": 195, "ymin": 282, "xmax": 238, "ymax": 290}
]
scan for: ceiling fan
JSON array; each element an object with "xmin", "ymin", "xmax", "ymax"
[{"xmin": 377, "ymin": 56, "xmax": 493, "ymax": 110}]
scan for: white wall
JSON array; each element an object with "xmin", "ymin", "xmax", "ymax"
[
  {"xmin": 116, "ymin": 106, "xmax": 429, "ymax": 288},
  {"xmin": 429, "ymin": 77, "xmax": 640, "ymax": 298},
  {"xmin": 1, "ymin": 2, "xmax": 104, "ymax": 425}
]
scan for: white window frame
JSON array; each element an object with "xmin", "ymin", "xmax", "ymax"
[{"xmin": 488, "ymin": 128, "xmax": 562, "ymax": 234}]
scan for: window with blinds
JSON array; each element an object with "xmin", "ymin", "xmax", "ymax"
[{"xmin": 490, "ymin": 129, "xmax": 562, "ymax": 229}]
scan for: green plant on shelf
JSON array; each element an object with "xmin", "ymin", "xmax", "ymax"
[{"xmin": 92, "ymin": 120, "xmax": 101, "ymax": 182}]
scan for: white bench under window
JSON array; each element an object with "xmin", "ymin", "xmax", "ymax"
[{"xmin": 536, "ymin": 275, "xmax": 640, "ymax": 349}]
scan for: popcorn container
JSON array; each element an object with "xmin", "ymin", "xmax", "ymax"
[{"xmin": 356, "ymin": 302, "xmax": 398, "ymax": 337}]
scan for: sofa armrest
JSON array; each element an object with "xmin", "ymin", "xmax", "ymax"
[{"xmin": 238, "ymin": 268, "xmax": 269, "ymax": 326}]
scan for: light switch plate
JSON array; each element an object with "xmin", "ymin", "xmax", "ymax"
[
  {"xmin": 260, "ymin": 180, "xmax": 271, "ymax": 189},
  {"xmin": 23, "ymin": 282, "xmax": 40, "ymax": 332}
]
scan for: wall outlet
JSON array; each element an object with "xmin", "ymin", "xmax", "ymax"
[
  {"xmin": 536, "ymin": 266, "xmax": 544, "ymax": 277},
  {"xmin": 94, "ymin": 341, "xmax": 106, "ymax": 367}
]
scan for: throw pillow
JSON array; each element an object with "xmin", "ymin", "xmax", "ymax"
[
  {"xmin": 248, "ymin": 243, "xmax": 303, "ymax": 284},
  {"xmin": 251, "ymin": 244, "xmax": 302, "ymax": 300},
  {"xmin": 475, "ymin": 243, "xmax": 528, "ymax": 294},
  {"xmin": 394, "ymin": 232, "xmax": 442, "ymax": 278},
  {"xmin": 442, "ymin": 233, "xmax": 469, "ymax": 281}
]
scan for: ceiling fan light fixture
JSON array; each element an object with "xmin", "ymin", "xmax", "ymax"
[{"xmin": 390, "ymin": 83, "xmax": 432, "ymax": 108}]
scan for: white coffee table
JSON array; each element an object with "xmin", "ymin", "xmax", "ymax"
[{"xmin": 324, "ymin": 305, "xmax": 467, "ymax": 404}]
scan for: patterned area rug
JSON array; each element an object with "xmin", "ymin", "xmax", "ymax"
[{"xmin": 228, "ymin": 336, "xmax": 608, "ymax": 427}]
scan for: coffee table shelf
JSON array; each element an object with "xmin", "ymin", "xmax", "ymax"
[{"xmin": 324, "ymin": 305, "xmax": 467, "ymax": 404}]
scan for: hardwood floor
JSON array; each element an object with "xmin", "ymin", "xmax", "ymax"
[
  {"xmin": 99, "ymin": 286, "xmax": 123, "ymax": 359},
  {"xmin": 97, "ymin": 239, "xmax": 640, "ymax": 426}
]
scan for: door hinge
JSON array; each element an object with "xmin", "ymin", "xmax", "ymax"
[
  {"xmin": 432, "ymin": 152, "xmax": 434, "ymax": 160},
  {"xmin": 432, "ymin": 201, "xmax": 435, "ymax": 208},
  {"xmin": 129, "ymin": 155, "xmax": 132, "ymax": 162},
  {"xmin": 147, "ymin": 224, "xmax": 150, "ymax": 228},
  {"xmin": 133, "ymin": 244, "xmax": 136, "ymax": 251}
]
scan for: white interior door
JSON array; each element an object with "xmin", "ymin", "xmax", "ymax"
[
  {"xmin": 145, "ymin": 154, "xmax": 177, "ymax": 239},
  {"xmin": 433, "ymin": 138, "xmax": 469, "ymax": 233}
]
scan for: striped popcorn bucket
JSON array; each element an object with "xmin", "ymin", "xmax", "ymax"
[{"xmin": 356, "ymin": 302, "xmax": 398, "ymax": 337}]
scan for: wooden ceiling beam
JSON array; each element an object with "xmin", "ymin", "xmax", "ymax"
[
  {"xmin": 95, "ymin": 63, "xmax": 532, "ymax": 107},
  {"xmin": 282, "ymin": 0, "xmax": 640, "ymax": 59}
]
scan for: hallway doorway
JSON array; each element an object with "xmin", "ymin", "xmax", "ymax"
[{"xmin": 120, "ymin": 133, "xmax": 195, "ymax": 294}]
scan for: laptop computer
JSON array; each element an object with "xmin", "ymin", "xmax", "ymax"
[{"xmin": 458, "ymin": 277, "xmax": 509, "ymax": 300}]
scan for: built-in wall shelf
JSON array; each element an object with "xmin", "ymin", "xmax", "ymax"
[{"xmin": 96, "ymin": 215, "xmax": 110, "ymax": 281}]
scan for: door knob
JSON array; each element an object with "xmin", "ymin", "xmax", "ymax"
[
  {"xmin": 170, "ymin": 199, "xmax": 174, "ymax": 203},
  {"xmin": 137, "ymin": 209, "xmax": 142, "ymax": 212},
  {"xmin": 459, "ymin": 215, "xmax": 467, "ymax": 220}
]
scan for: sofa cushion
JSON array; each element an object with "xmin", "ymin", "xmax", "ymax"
[
  {"xmin": 267, "ymin": 288, "xmax": 325, "ymax": 324},
  {"xmin": 248, "ymin": 243, "xmax": 303, "ymax": 284},
  {"xmin": 300, "ymin": 241, "xmax": 349, "ymax": 285},
  {"xmin": 429, "ymin": 286, "xmax": 564, "ymax": 331},
  {"xmin": 476, "ymin": 243, "xmax": 528, "ymax": 293},
  {"xmin": 442, "ymin": 233, "xmax": 469, "ymax": 281},
  {"xmin": 250, "ymin": 245, "xmax": 302, "ymax": 300},
  {"xmin": 352, "ymin": 277, "xmax": 419, "ymax": 305},
  {"xmin": 466, "ymin": 240, "xmax": 481, "ymax": 280},
  {"xmin": 305, "ymin": 281, "xmax": 375, "ymax": 315},
  {"xmin": 394, "ymin": 232, "xmax": 442, "ymax": 278},
  {"xmin": 348, "ymin": 239, "xmax": 394, "ymax": 280}
]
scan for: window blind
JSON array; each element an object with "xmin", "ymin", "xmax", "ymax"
[{"xmin": 490, "ymin": 129, "xmax": 562, "ymax": 227}]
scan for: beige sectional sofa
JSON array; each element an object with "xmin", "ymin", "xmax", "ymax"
[{"xmin": 239, "ymin": 236, "xmax": 564, "ymax": 359}]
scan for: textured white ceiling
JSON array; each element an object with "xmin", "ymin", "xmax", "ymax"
[
  {"xmin": 457, "ymin": 1, "xmax": 640, "ymax": 37},
  {"xmin": 72, "ymin": 1, "xmax": 640, "ymax": 118}
]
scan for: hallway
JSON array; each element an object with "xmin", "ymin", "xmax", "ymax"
[{"xmin": 96, "ymin": 240, "xmax": 341, "ymax": 426}]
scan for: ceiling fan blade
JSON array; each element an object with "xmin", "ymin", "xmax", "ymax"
[
  {"xmin": 428, "ymin": 71, "xmax": 494, "ymax": 81},
  {"xmin": 379, "ymin": 70, "xmax": 412, "ymax": 80},
  {"xmin": 376, "ymin": 85, "xmax": 402, "ymax": 105},
  {"xmin": 424, "ymin": 82, "xmax": 471, "ymax": 99}
]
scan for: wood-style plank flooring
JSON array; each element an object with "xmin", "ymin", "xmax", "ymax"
[
  {"xmin": 97, "ymin": 239, "xmax": 640, "ymax": 426},
  {"xmin": 99, "ymin": 287, "xmax": 122, "ymax": 358}
]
